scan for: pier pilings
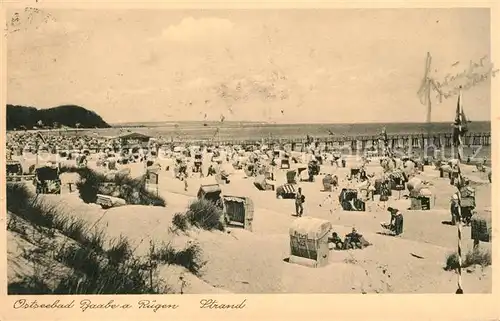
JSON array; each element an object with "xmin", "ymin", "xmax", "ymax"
[{"xmin": 167, "ymin": 132, "xmax": 491, "ymax": 152}]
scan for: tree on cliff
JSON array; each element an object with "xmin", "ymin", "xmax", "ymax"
[{"xmin": 6, "ymin": 104, "xmax": 111, "ymax": 130}]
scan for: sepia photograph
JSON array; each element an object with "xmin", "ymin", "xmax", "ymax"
[{"xmin": 4, "ymin": 7, "xmax": 494, "ymax": 296}]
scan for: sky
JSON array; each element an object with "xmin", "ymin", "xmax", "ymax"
[{"xmin": 6, "ymin": 8, "xmax": 492, "ymax": 124}]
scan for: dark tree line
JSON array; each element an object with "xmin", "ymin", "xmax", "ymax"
[{"xmin": 6, "ymin": 104, "xmax": 111, "ymax": 130}]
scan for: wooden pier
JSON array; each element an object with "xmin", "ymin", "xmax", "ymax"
[{"xmin": 166, "ymin": 131, "xmax": 491, "ymax": 152}]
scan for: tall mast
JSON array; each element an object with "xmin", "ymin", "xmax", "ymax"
[{"xmin": 425, "ymin": 52, "xmax": 432, "ymax": 138}]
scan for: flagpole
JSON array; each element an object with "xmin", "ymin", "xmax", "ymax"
[
  {"xmin": 455, "ymin": 168, "xmax": 464, "ymax": 294},
  {"xmin": 454, "ymin": 86, "xmax": 464, "ymax": 294},
  {"xmin": 425, "ymin": 52, "xmax": 433, "ymax": 158}
]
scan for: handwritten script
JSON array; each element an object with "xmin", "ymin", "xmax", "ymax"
[
  {"xmin": 5, "ymin": 7, "xmax": 55, "ymax": 35},
  {"xmin": 417, "ymin": 53, "xmax": 499, "ymax": 104}
]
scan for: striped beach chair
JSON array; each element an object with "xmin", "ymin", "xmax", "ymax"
[{"xmin": 276, "ymin": 183, "xmax": 296, "ymax": 199}]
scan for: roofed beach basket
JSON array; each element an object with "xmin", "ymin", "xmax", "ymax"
[
  {"xmin": 197, "ymin": 184, "xmax": 222, "ymax": 207},
  {"xmin": 286, "ymin": 170, "xmax": 297, "ymax": 184},
  {"xmin": 280, "ymin": 158, "xmax": 290, "ymax": 169},
  {"xmin": 409, "ymin": 188, "xmax": 432, "ymax": 210},
  {"xmin": 289, "ymin": 217, "xmax": 332, "ymax": 268},
  {"xmin": 6, "ymin": 160, "xmax": 29, "ymax": 182},
  {"xmin": 390, "ymin": 170, "xmax": 407, "ymax": 191},
  {"xmin": 276, "ymin": 183, "xmax": 296, "ymax": 199},
  {"xmin": 254, "ymin": 175, "xmax": 274, "ymax": 191},
  {"xmin": 322, "ymin": 174, "xmax": 334, "ymax": 192},
  {"xmin": 471, "ymin": 208, "xmax": 492, "ymax": 246},
  {"xmin": 339, "ymin": 188, "xmax": 365, "ymax": 211},
  {"xmin": 223, "ymin": 195, "xmax": 254, "ymax": 231},
  {"xmin": 459, "ymin": 186, "xmax": 476, "ymax": 209},
  {"xmin": 34, "ymin": 165, "xmax": 61, "ymax": 195}
]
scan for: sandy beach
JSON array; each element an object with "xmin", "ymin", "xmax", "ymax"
[{"xmin": 8, "ymin": 151, "xmax": 491, "ymax": 294}]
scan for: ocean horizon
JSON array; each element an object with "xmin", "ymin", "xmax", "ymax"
[
  {"xmin": 112, "ymin": 120, "xmax": 492, "ymax": 127},
  {"xmin": 106, "ymin": 120, "xmax": 491, "ymax": 139}
]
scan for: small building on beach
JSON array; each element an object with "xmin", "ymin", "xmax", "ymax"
[{"xmin": 116, "ymin": 132, "xmax": 152, "ymax": 148}]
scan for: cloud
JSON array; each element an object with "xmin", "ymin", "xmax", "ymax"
[{"xmin": 160, "ymin": 17, "xmax": 234, "ymax": 42}]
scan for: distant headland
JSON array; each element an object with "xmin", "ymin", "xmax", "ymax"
[{"xmin": 6, "ymin": 104, "xmax": 111, "ymax": 130}]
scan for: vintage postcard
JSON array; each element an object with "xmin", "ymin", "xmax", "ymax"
[{"xmin": 0, "ymin": 1, "xmax": 498, "ymax": 320}]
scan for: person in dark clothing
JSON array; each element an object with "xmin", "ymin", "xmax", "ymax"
[
  {"xmin": 359, "ymin": 167, "xmax": 367, "ymax": 181},
  {"xmin": 207, "ymin": 164, "xmax": 216, "ymax": 176},
  {"xmin": 307, "ymin": 164, "xmax": 315, "ymax": 182},
  {"xmin": 387, "ymin": 207, "xmax": 404, "ymax": 236},
  {"xmin": 343, "ymin": 228, "xmax": 362, "ymax": 249},
  {"xmin": 328, "ymin": 232, "xmax": 344, "ymax": 250},
  {"xmin": 295, "ymin": 187, "xmax": 304, "ymax": 217},
  {"xmin": 450, "ymin": 194, "xmax": 460, "ymax": 225},
  {"xmin": 379, "ymin": 179, "xmax": 391, "ymax": 202},
  {"xmin": 183, "ymin": 176, "xmax": 189, "ymax": 191}
]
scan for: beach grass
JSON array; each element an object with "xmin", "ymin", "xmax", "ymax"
[
  {"xmin": 444, "ymin": 247, "xmax": 492, "ymax": 271},
  {"xmin": 59, "ymin": 165, "xmax": 166, "ymax": 207},
  {"xmin": 6, "ymin": 183, "xmax": 202, "ymax": 294},
  {"xmin": 172, "ymin": 212, "xmax": 189, "ymax": 232},
  {"xmin": 149, "ymin": 242, "xmax": 205, "ymax": 277},
  {"xmin": 185, "ymin": 199, "xmax": 225, "ymax": 232}
]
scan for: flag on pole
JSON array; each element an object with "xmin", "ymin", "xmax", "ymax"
[
  {"xmin": 452, "ymin": 88, "xmax": 469, "ymax": 162},
  {"xmin": 382, "ymin": 127, "xmax": 388, "ymax": 143},
  {"xmin": 381, "ymin": 127, "xmax": 391, "ymax": 157},
  {"xmin": 452, "ymin": 87, "xmax": 467, "ymax": 295}
]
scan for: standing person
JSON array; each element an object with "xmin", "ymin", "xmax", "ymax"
[
  {"xmin": 207, "ymin": 164, "xmax": 216, "ymax": 176},
  {"xmin": 295, "ymin": 187, "xmax": 305, "ymax": 217},
  {"xmin": 183, "ymin": 172, "xmax": 189, "ymax": 192},
  {"xmin": 450, "ymin": 193, "xmax": 460, "ymax": 225},
  {"xmin": 458, "ymin": 178, "xmax": 475, "ymax": 225},
  {"xmin": 379, "ymin": 178, "xmax": 390, "ymax": 209},
  {"xmin": 332, "ymin": 175, "xmax": 339, "ymax": 190},
  {"xmin": 367, "ymin": 180, "xmax": 376, "ymax": 201},
  {"xmin": 387, "ymin": 207, "xmax": 404, "ymax": 236},
  {"xmin": 199, "ymin": 163, "xmax": 205, "ymax": 178},
  {"xmin": 270, "ymin": 157, "xmax": 277, "ymax": 180}
]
